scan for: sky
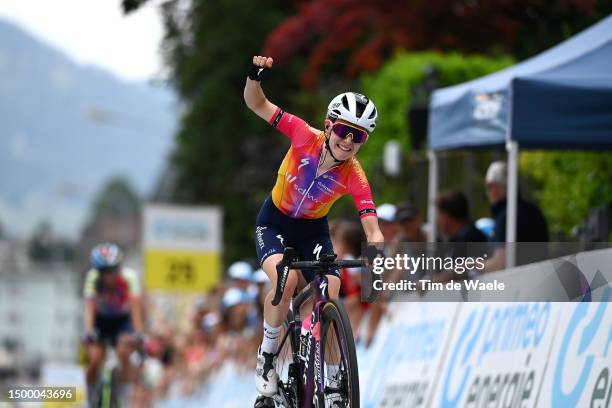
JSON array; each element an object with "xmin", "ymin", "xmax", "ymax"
[{"xmin": 0, "ymin": 0, "xmax": 164, "ymax": 81}]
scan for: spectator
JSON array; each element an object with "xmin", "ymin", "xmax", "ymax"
[
  {"xmin": 219, "ymin": 288, "xmax": 259, "ymax": 369},
  {"xmin": 363, "ymin": 203, "xmax": 424, "ymax": 347},
  {"xmin": 252, "ymin": 268, "xmax": 270, "ymax": 317},
  {"xmin": 484, "ymin": 161, "xmax": 549, "ymax": 271},
  {"xmin": 436, "ymin": 190, "xmax": 488, "ymax": 244},
  {"xmin": 430, "ymin": 190, "xmax": 488, "ymax": 285},
  {"xmin": 376, "ymin": 203, "xmax": 399, "ymax": 242},
  {"xmin": 395, "ymin": 202, "xmax": 426, "ymax": 242},
  {"xmin": 227, "ymin": 261, "xmax": 254, "ymax": 291},
  {"xmin": 331, "ymin": 220, "xmax": 367, "ymax": 339},
  {"xmin": 475, "ymin": 217, "xmax": 495, "ymax": 240}
]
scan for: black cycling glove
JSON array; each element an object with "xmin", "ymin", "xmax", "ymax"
[{"xmin": 248, "ymin": 63, "xmax": 270, "ymax": 81}]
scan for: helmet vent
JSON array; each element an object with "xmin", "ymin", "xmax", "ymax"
[
  {"xmin": 368, "ymin": 107, "xmax": 377, "ymax": 119},
  {"xmin": 341, "ymin": 95, "xmax": 350, "ymax": 110},
  {"xmin": 356, "ymin": 101, "xmax": 366, "ymax": 118}
]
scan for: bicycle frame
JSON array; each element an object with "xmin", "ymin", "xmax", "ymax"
[{"xmin": 279, "ymin": 272, "xmax": 341, "ymax": 408}]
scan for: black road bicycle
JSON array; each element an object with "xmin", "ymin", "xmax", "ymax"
[{"xmin": 259, "ymin": 247, "xmax": 363, "ymax": 408}]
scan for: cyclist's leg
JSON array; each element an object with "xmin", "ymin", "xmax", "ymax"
[
  {"xmin": 255, "ymin": 224, "xmax": 299, "ymax": 396},
  {"xmin": 261, "ymin": 253, "xmax": 299, "ymax": 328},
  {"xmin": 86, "ymin": 341, "xmax": 105, "ymax": 384},
  {"xmin": 86, "ymin": 314, "xmax": 110, "ymax": 385},
  {"xmin": 256, "ymin": 224, "xmax": 299, "ymax": 332},
  {"xmin": 116, "ymin": 332, "xmax": 138, "ymax": 383}
]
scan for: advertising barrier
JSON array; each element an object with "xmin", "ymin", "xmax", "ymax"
[
  {"xmin": 539, "ymin": 295, "xmax": 612, "ymax": 407},
  {"xmin": 430, "ymin": 302, "xmax": 560, "ymax": 408},
  {"xmin": 161, "ymin": 248, "xmax": 611, "ymax": 407},
  {"xmin": 361, "ymin": 302, "xmax": 460, "ymax": 408}
]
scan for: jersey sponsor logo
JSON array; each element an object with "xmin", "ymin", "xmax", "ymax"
[
  {"xmin": 261, "ymin": 248, "xmax": 277, "ymax": 260},
  {"xmin": 294, "ymin": 183, "xmax": 324, "ymax": 205},
  {"xmin": 286, "ymin": 173, "xmax": 297, "ymax": 183},
  {"xmin": 298, "ymin": 158, "xmax": 310, "ymax": 170},
  {"xmin": 256, "ymin": 226, "xmax": 267, "ymax": 249},
  {"xmin": 359, "ymin": 208, "xmax": 377, "ymax": 217},
  {"xmin": 322, "ymin": 174, "xmax": 347, "ymax": 189},
  {"xmin": 316, "ymin": 181, "xmax": 334, "ymax": 195},
  {"xmin": 276, "ymin": 234, "xmax": 285, "ymax": 245},
  {"xmin": 271, "ymin": 109, "xmax": 285, "ymax": 128},
  {"xmin": 313, "ymin": 243, "xmax": 322, "ymax": 260}
]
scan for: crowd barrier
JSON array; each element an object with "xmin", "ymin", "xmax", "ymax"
[
  {"xmin": 158, "ymin": 248, "xmax": 611, "ymax": 407},
  {"xmin": 362, "ymin": 247, "xmax": 612, "ymax": 408}
]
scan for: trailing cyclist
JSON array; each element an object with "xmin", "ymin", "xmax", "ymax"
[
  {"xmin": 244, "ymin": 55, "xmax": 385, "ymax": 402},
  {"xmin": 83, "ymin": 243, "xmax": 145, "ymax": 393}
]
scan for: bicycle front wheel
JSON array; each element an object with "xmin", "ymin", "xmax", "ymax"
[
  {"xmin": 316, "ymin": 300, "xmax": 359, "ymax": 408},
  {"xmin": 276, "ymin": 310, "xmax": 301, "ymax": 408}
]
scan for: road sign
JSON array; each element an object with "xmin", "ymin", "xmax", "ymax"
[
  {"xmin": 144, "ymin": 249, "xmax": 220, "ymax": 292},
  {"xmin": 143, "ymin": 204, "xmax": 222, "ymax": 293}
]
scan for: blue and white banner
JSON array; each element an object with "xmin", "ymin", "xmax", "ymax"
[
  {"xmin": 430, "ymin": 302, "xmax": 560, "ymax": 408},
  {"xmin": 539, "ymin": 291, "xmax": 612, "ymax": 407},
  {"xmin": 361, "ymin": 302, "xmax": 460, "ymax": 408}
]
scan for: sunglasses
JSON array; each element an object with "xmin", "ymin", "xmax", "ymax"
[{"xmin": 331, "ymin": 122, "xmax": 369, "ymax": 144}]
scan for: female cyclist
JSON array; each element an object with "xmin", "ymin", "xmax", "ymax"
[{"xmin": 244, "ymin": 55, "xmax": 384, "ymax": 398}]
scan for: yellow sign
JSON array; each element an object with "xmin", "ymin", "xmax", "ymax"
[{"xmin": 145, "ymin": 249, "xmax": 220, "ymax": 292}]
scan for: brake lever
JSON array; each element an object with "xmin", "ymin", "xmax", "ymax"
[{"xmin": 272, "ymin": 247, "xmax": 299, "ymax": 306}]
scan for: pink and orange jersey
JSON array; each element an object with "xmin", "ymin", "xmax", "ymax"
[{"xmin": 268, "ymin": 108, "xmax": 377, "ymax": 220}]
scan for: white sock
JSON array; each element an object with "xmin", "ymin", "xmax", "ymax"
[{"xmin": 260, "ymin": 320, "xmax": 281, "ymax": 354}]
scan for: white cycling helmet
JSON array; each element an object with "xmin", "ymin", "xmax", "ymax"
[{"xmin": 327, "ymin": 92, "xmax": 377, "ymax": 132}]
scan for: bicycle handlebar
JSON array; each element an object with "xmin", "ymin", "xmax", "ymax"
[{"xmin": 271, "ymin": 247, "xmax": 365, "ymax": 306}]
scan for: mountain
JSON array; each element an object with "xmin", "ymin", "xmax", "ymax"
[{"xmin": 0, "ymin": 19, "xmax": 178, "ymax": 239}]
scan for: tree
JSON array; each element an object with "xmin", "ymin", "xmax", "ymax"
[
  {"xmin": 92, "ymin": 176, "xmax": 141, "ymax": 220},
  {"xmin": 262, "ymin": 0, "xmax": 605, "ymax": 88},
  {"xmin": 28, "ymin": 220, "xmax": 54, "ymax": 261},
  {"xmin": 520, "ymin": 151, "xmax": 612, "ymax": 237},
  {"xmin": 124, "ymin": 0, "xmax": 299, "ymax": 262}
]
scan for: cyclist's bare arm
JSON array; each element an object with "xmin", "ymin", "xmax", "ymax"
[
  {"xmin": 361, "ymin": 215, "xmax": 385, "ymax": 243},
  {"xmin": 130, "ymin": 296, "xmax": 145, "ymax": 334},
  {"xmin": 85, "ymin": 298, "xmax": 96, "ymax": 333},
  {"xmin": 360, "ymin": 215, "xmax": 386, "ymax": 347},
  {"xmin": 244, "ymin": 56, "xmax": 277, "ymax": 122}
]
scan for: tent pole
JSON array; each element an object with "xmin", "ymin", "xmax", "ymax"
[
  {"xmin": 506, "ymin": 140, "xmax": 519, "ymax": 268},
  {"xmin": 427, "ymin": 150, "xmax": 438, "ymax": 243}
]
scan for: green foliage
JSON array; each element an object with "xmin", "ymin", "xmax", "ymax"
[
  {"xmin": 520, "ymin": 151, "xmax": 612, "ymax": 237},
  {"xmin": 158, "ymin": 1, "xmax": 298, "ymax": 263},
  {"xmin": 28, "ymin": 220, "xmax": 75, "ymax": 262},
  {"xmin": 358, "ymin": 52, "xmax": 513, "ymax": 203}
]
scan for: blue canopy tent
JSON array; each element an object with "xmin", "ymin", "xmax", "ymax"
[{"xmin": 427, "ymin": 15, "xmax": 612, "ymax": 267}]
